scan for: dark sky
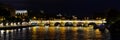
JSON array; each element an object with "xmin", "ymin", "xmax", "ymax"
[{"xmin": 0, "ymin": 0, "xmax": 120, "ymax": 16}]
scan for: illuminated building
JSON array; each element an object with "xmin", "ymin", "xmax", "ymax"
[
  {"xmin": 15, "ymin": 10, "xmax": 29, "ymax": 22},
  {"xmin": 15, "ymin": 10, "xmax": 28, "ymax": 16}
]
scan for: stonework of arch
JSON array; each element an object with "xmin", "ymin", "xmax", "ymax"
[{"xmin": 54, "ymin": 22, "xmax": 61, "ymax": 26}]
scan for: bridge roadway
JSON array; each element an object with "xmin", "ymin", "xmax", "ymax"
[{"xmin": 30, "ymin": 20, "xmax": 106, "ymax": 26}]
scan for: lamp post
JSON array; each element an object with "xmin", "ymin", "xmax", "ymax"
[
  {"xmin": 57, "ymin": 13, "xmax": 62, "ymax": 19},
  {"xmin": 72, "ymin": 16, "xmax": 77, "ymax": 20},
  {"xmin": 33, "ymin": 16, "xmax": 36, "ymax": 20}
]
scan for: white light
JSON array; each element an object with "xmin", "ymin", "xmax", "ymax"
[
  {"xmin": 103, "ymin": 21, "xmax": 107, "ymax": 23},
  {"xmin": 22, "ymin": 22, "xmax": 26, "ymax": 25},
  {"xmin": 6, "ymin": 30, "xmax": 9, "ymax": 33},
  {"xmin": 45, "ymin": 26, "xmax": 49, "ymax": 28},
  {"xmin": 56, "ymin": 26, "xmax": 59, "ymax": 29},
  {"xmin": 15, "ymin": 10, "xmax": 27, "ymax": 14},
  {"xmin": 18, "ymin": 29, "xmax": 21, "ymax": 31},
  {"xmin": 79, "ymin": 27, "xmax": 82, "ymax": 29},
  {"xmin": 0, "ymin": 23, "xmax": 3, "ymax": 26},
  {"xmin": 87, "ymin": 21, "xmax": 95, "ymax": 22},
  {"xmin": 11, "ymin": 23, "xmax": 14, "ymax": 26},
  {"xmin": 14, "ymin": 29, "xmax": 17, "ymax": 31},
  {"xmin": 28, "ymin": 27, "xmax": 31, "ymax": 30},
  {"xmin": 14, "ymin": 23, "xmax": 17, "ymax": 26},
  {"xmin": 18, "ymin": 22, "xmax": 20, "ymax": 25},
  {"xmin": 45, "ymin": 26, "xmax": 49, "ymax": 32},
  {"xmin": 36, "ymin": 26, "xmax": 39, "ymax": 28},
  {"xmin": 22, "ymin": 28, "xmax": 26, "ymax": 30},
  {"xmin": 1, "ymin": 30, "xmax": 4, "ymax": 34},
  {"xmin": 6, "ymin": 23, "xmax": 9, "ymax": 26},
  {"xmin": 67, "ymin": 27, "xmax": 70, "ymax": 30},
  {"xmin": 57, "ymin": 13, "xmax": 62, "ymax": 16},
  {"xmin": 30, "ymin": 20, "xmax": 40, "ymax": 23},
  {"xmin": 10, "ymin": 30, "xmax": 13, "ymax": 32}
]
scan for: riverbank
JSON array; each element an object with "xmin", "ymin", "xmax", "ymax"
[{"xmin": 0, "ymin": 25, "xmax": 38, "ymax": 30}]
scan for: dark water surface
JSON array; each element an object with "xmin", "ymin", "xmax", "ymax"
[{"xmin": 0, "ymin": 26, "xmax": 110, "ymax": 40}]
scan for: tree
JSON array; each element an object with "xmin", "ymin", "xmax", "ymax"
[
  {"xmin": 0, "ymin": 8, "xmax": 10, "ymax": 16},
  {"xmin": 0, "ymin": 3, "xmax": 11, "ymax": 20},
  {"xmin": 106, "ymin": 8, "xmax": 120, "ymax": 25}
]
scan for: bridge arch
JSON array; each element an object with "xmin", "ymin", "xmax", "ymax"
[
  {"xmin": 65, "ymin": 22, "xmax": 73, "ymax": 26},
  {"xmin": 77, "ymin": 22, "xmax": 83, "ymax": 26},
  {"xmin": 88, "ymin": 22, "xmax": 97, "ymax": 26},
  {"xmin": 44, "ymin": 22, "xmax": 50, "ymax": 26},
  {"xmin": 54, "ymin": 22, "xmax": 61, "ymax": 26}
]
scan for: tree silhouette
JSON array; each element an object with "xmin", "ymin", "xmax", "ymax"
[
  {"xmin": 0, "ymin": 8, "xmax": 10, "ymax": 17},
  {"xmin": 0, "ymin": 3, "xmax": 11, "ymax": 20},
  {"xmin": 106, "ymin": 8, "xmax": 120, "ymax": 24}
]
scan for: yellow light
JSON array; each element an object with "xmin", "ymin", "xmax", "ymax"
[
  {"xmin": 33, "ymin": 16, "xmax": 36, "ymax": 19},
  {"xmin": 15, "ymin": 16, "xmax": 17, "ymax": 18},
  {"xmin": 6, "ymin": 23, "xmax": 9, "ymax": 26},
  {"xmin": 102, "ymin": 18, "xmax": 106, "ymax": 21},
  {"xmin": 72, "ymin": 27, "xmax": 78, "ymax": 31},
  {"xmin": 11, "ymin": 23, "xmax": 14, "ymax": 26},
  {"xmin": 14, "ymin": 23, "xmax": 17, "ymax": 26},
  {"xmin": 32, "ymin": 27, "xmax": 36, "ymax": 32},
  {"xmin": 6, "ymin": 30, "xmax": 10, "ymax": 33},
  {"xmin": 95, "ymin": 29, "xmax": 101, "ymax": 34},
  {"xmin": 60, "ymin": 27, "xmax": 66, "ymax": 34}
]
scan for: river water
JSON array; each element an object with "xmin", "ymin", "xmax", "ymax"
[{"xmin": 0, "ymin": 26, "xmax": 110, "ymax": 40}]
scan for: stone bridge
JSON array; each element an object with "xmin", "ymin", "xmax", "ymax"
[{"xmin": 30, "ymin": 20, "xmax": 106, "ymax": 26}]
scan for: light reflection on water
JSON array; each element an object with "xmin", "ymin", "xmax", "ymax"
[{"xmin": 0, "ymin": 26, "xmax": 110, "ymax": 40}]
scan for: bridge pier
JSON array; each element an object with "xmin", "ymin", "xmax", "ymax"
[
  {"xmin": 61, "ymin": 22, "xmax": 65, "ymax": 27},
  {"xmin": 73, "ymin": 21, "xmax": 77, "ymax": 27},
  {"xmin": 49, "ymin": 22, "xmax": 54, "ymax": 27}
]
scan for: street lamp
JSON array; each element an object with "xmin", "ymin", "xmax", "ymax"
[
  {"xmin": 57, "ymin": 13, "xmax": 62, "ymax": 17},
  {"xmin": 33, "ymin": 16, "xmax": 36, "ymax": 20},
  {"xmin": 57, "ymin": 13, "xmax": 62, "ymax": 19},
  {"xmin": 72, "ymin": 16, "xmax": 77, "ymax": 20}
]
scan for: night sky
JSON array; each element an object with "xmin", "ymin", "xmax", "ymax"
[{"xmin": 0, "ymin": 0, "xmax": 120, "ymax": 16}]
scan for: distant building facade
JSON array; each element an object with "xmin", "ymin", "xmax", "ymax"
[{"xmin": 15, "ymin": 10, "xmax": 28, "ymax": 16}]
